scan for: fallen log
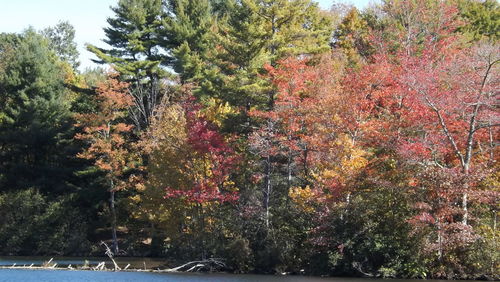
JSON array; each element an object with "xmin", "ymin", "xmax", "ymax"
[
  {"xmin": 0, "ymin": 257, "xmax": 227, "ymax": 274},
  {"xmin": 160, "ymin": 258, "xmax": 226, "ymax": 273}
]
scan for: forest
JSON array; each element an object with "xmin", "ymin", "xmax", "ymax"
[{"xmin": 0, "ymin": 0, "xmax": 498, "ymax": 279}]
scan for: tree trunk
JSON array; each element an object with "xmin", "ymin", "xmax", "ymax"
[
  {"xmin": 462, "ymin": 192, "xmax": 468, "ymax": 226},
  {"xmin": 462, "ymin": 164, "xmax": 469, "ymax": 226},
  {"xmin": 110, "ymin": 189, "xmax": 119, "ymax": 255},
  {"xmin": 199, "ymin": 203, "xmax": 207, "ymax": 260},
  {"xmin": 287, "ymin": 148, "xmax": 292, "ymax": 190},
  {"xmin": 437, "ymin": 219, "xmax": 443, "ymax": 263},
  {"xmin": 492, "ymin": 210, "xmax": 497, "ymax": 274},
  {"xmin": 265, "ymin": 154, "xmax": 271, "ymax": 230}
]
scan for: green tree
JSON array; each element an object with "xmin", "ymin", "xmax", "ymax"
[
  {"xmin": 163, "ymin": 0, "xmax": 216, "ymax": 83},
  {"xmin": 0, "ymin": 30, "xmax": 75, "ymax": 194},
  {"xmin": 205, "ymin": 0, "xmax": 332, "ymax": 112},
  {"xmin": 88, "ymin": 0, "xmax": 167, "ymax": 79},
  {"xmin": 87, "ymin": 0, "xmax": 167, "ymax": 130},
  {"xmin": 0, "ymin": 30, "xmax": 99, "ymax": 257},
  {"xmin": 332, "ymin": 7, "xmax": 372, "ymax": 68},
  {"xmin": 42, "ymin": 21, "xmax": 80, "ymax": 69},
  {"xmin": 458, "ymin": 0, "xmax": 500, "ymax": 41},
  {"xmin": 0, "ymin": 189, "xmax": 90, "ymax": 255}
]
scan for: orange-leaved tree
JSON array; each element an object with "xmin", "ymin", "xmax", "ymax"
[{"xmin": 75, "ymin": 72, "xmax": 139, "ymax": 254}]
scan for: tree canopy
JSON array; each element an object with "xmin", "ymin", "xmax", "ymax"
[{"xmin": 0, "ymin": 0, "xmax": 498, "ymax": 279}]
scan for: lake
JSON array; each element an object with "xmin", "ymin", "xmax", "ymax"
[
  {"xmin": 0, "ymin": 269, "xmax": 476, "ymax": 282},
  {"xmin": 0, "ymin": 257, "xmax": 480, "ymax": 282}
]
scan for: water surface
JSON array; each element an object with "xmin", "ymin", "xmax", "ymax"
[
  {"xmin": 0, "ymin": 258, "xmax": 483, "ymax": 282},
  {"xmin": 0, "ymin": 269, "xmax": 483, "ymax": 282}
]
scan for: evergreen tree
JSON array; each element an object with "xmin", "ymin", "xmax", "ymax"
[
  {"xmin": 204, "ymin": 0, "xmax": 332, "ymax": 113},
  {"xmin": 163, "ymin": 0, "xmax": 216, "ymax": 83},
  {"xmin": 332, "ymin": 7, "xmax": 372, "ymax": 68},
  {"xmin": 88, "ymin": 0, "xmax": 167, "ymax": 79},
  {"xmin": 87, "ymin": 0, "xmax": 167, "ymax": 130},
  {"xmin": 458, "ymin": 0, "xmax": 500, "ymax": 41},
  {"xmin": 0, "ymin": 30, "xmax": 75, "ymax": 194}
]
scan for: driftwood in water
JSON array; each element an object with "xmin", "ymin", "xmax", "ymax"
[
  {"xmin": 93, "ymin": 262, "xmax": 106, "ymax": 271},
  {"xmin": 161, "ymin": 258, "xmax": 226, "ymax": 273},
  {"xmin": 100, "ymin": 241, "xmax": 121, "ymax": 271},
  {"xmin": 352, "ymin": 262, "xmax": 374, "ymax": 277},
  {"xmin": 0, "ymin": 257, "xmax": 227, "ymax": 274},
  {"xmin": 0, "ymin": 264, "xmax": 103, "ymax": 271},
  {"xmin": 42, "ymin": 258, "xmax": 54, "ymax": 268}
]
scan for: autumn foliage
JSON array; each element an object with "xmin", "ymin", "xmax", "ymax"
[
  {"xmin": 70, "ymin": 1, "xmax": 498, "ymax": 277},
  {"xmin": 162, "ymin": 98, "xmax": 240, "ymax": 204},
  {"xmin": 75, "ymin": 73, "xmax": 137, "ymax": 191},
  {"xmin": 5, "ymin": 0, "xmax": 496, "ymax": 278}
]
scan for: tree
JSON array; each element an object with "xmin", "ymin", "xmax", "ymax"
[
  {"xmin": 259, "ymin": 54, "xmax": 378, "ymax": 209},
  {"xmin": 458, "ymin": 0, "xmax": 500, "ymax": 41},
  {"xmin": 332, "ymin": 7, "xmax": 372, "ymax": 68},
  {"xmin": 0, "ymin": 30, "xmax": 75, "ymax": 194},
  {"xmin": 87, "ymin": 0, "xmax": 167, "ymax": 130},
  {"xmin": 133, "ymin": 89, "xmax": 239, "ymax": 258},
  {"xmin": 204, "ymin": 0, "xmax": 332, "ymax": 112},
  {"xmin": 88, "ymin": 0, "xmax": 166, "ymax": 78},
  {"xmin": 399, "ymin": 40, "xmax": 499, "ymax": 225},
  {"xmin": 408, "ymin": 167, "xmax": 483, "ymax": 278},
  {"xmin": 246, "ymin": 56, "xmax": 375, "ymax": 272},
  {"xmin": 147, "ymin": 96, "xmax": 239, "ymax": 204},
  {"xmin": 377, "ymin": 0, "xmax": 462, "ymax": 56},
  {"xmin": 248, "ymin": 57, "xmax": 322, "ymax": 229},
  {"xmin": 162, "ymin": 0, "xmax": 216, "ymax": 83},
  {"xmin": 42, "ymin": 21, "xmax": 80, "ymax": 69},
  {"xmin": 350, "ymin": 2, "xmax": 499, "ymax": 274},
  {"xmin": 0, "ymin": 188, "xmax": 90, "ymax": 255},
  {"xmin": 75, "ymin": 73, "xmax": 139, "ymax": 254}
]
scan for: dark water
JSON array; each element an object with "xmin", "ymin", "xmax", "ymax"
[{"xmin": 0, "ymin": 269, "xmax": 473, "ymax": 282}]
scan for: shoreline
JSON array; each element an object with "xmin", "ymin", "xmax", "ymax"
[
  {"xmin": 1, "ymin": 265, "xmax": 498, "ymax": 281},
  {"xmin": 0, "ymin": 264, "xmax": 183, "ymax": 273}
]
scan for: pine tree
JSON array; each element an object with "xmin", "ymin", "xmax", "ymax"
[
  {"xmin": 204, "ymin": 0, "xmax": 333, "ymax": 113},
  {"xmin": 0, "ymin": 30, "xmax": 75, "ymax": 194},
  {"xmin": 87, "ymin": 0, "xmax": 167, "ymax": 79},
  {"xmin": 458, "ymin": 0, "xmax": 500, "ymax": 41},
  {"xmin": 332, "ymin": 7, "xmax": 371, "ymax": 68},
  {"xmin": 87, "ymin": 0, "xmax": 167, "ymax": 130},
  {"xmin": 163, "ymin": 0, "xmax": 216, "ymax": 83}
]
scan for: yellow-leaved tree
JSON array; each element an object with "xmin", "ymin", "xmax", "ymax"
[{"xmin": 131, "ymin": 90, "xmax": 239, "ymax": 257}]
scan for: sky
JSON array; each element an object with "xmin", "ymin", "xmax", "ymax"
[{"xmin": 0, "ymin": 0, "xmax": 375, "ymax": 71}]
